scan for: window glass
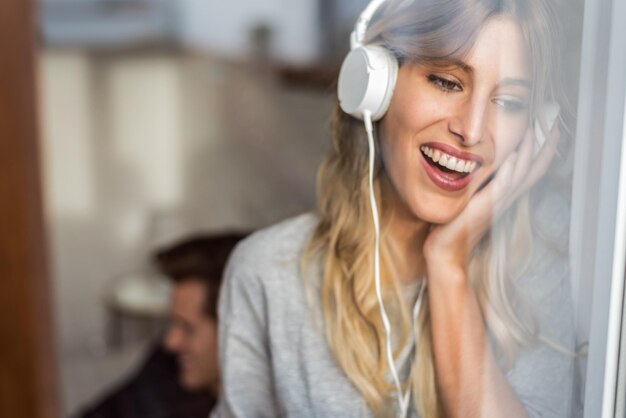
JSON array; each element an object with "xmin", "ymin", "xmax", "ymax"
[{"xmin": 38, "ymin": 1, "xmax": 626, "ymax": 417}]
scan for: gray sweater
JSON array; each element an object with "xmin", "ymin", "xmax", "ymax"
[{"xmin": 212, "ymin": 213, "xmax": 578, "ymax": 418}]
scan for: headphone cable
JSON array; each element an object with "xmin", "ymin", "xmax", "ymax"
[{"xmin": 363, "ymin": 110, "xmax": 411, "ymax": 417}]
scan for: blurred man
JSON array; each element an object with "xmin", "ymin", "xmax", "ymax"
[
  {"xmin": 158, "ymin": 233, "xmax": 247, "ymax": 395},
  {"xmin": 78, "ymin": 232, "xmax": 247, "ymax": 418}
]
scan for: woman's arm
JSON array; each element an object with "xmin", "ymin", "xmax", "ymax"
[
  {"xmin": 423, "ymin": 125, "xmax": 574, "ymax": 417},
  {"xmin": 427, "ymin": 259, "xmax": 577, "ymax": 418},
  {"xmin": 426, "ymin": 265, "xmax": 529, "ymax": 418}
]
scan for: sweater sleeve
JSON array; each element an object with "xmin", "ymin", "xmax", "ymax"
[{"xmin": 211, "ymin": 240, "xmax": 279, "ymax": 418}]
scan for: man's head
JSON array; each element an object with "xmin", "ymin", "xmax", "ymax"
[{"xmin": 156, "ymin": 232, "xmax": 246, "ymax": 394}]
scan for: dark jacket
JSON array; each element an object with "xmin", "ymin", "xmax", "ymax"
[{"xmin": 76, "ymin": 344, "xmax": 214, "ymax": 418}]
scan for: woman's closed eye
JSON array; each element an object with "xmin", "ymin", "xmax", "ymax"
[{"xmin": 427, "ymin": 74, "xmax": 463, "ymax": 92}]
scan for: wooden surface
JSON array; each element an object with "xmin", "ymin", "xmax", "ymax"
[{"xmin": 0, "ymin": 0, "xmax": 60, "ymax": 417}]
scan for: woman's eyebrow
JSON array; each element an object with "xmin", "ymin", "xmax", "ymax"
[
  {"xmin": 431, "ymin": 58, "xmax": 474, "ymax": 74},
  {"xmin": 498, "ymin": 77, "xmax": 531, "ymax": 89}
]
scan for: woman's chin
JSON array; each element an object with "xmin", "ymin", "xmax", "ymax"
[
  {"xmin": 419, "ymin": 211, "xmax": 459, "ymax": 225},
  {"xmin": 410, "ymin": 199, "xmax": 467, "ymax": 225}
]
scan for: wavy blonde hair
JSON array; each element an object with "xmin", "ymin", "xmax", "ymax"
[{"xmin": 303, "ymin": 0, "xmax": 570, "ymax": 417}]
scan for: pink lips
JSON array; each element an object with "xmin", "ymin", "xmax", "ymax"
[{"xmin": 419, "ymin": 142, "xmax": 482, "ymax": 192}]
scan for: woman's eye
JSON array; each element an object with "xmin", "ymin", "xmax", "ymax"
[
  {"xmin": 492, "ymin": 97, "xmax": 528, "ymax": 113},
  {"xmin": 427, "ymin": 75, "xmax": 462, "ymax": 92}
]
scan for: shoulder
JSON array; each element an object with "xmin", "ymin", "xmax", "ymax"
[
  {"xmin": 229, "ymin": 213, "xmax": 318, "ymax": 270},
  {"xmin": 222, "ymin": 213, "xmax": 319, "ymax": 295},
  {"xmin": 218, "ymin": 213, "xmax": 321, "ymax": 340}
]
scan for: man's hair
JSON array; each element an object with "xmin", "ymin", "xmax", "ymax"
[{"xmin": 153, "ymin": 232, "xmax": 248, "ymax": 318}]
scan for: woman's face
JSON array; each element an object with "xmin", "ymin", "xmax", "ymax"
[{"xmin": 379, "ymin": 17, "xmax": 532, "ymax": 225}]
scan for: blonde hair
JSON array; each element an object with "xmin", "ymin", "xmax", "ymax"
[{"xmin": 303, "ymin": 0, "xmax": 570, "ymax": 417}]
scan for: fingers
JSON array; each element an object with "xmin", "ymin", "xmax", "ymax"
[
  {"xmin": 489, "ymin": 151, "xmax": 517, "ymax": 215},
  {"xmin": 467, "ymin": 151, "xmax": 517, "ymax": 223},
  {"xmin": 500, "ymin": 120, "xmax": 561, "ymax": 206},
  {"xmin": 511, "ymin": 130, "xmax": 535, "ymax": 187},
  {"xmin": 451, "ymin": 151, "xmax": 517, "ymax": 250},
  {"xmin": 518, "ymin": 120, "xmax": 560, "ymax": 192},
  {"xmin": 472, "ymin": 118, "xmax": 559, "ymax": 220}
]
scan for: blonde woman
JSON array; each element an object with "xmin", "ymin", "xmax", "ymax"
[{"xmin": 213, "ymin": 0, "xmax": 577, "ymax": 417}]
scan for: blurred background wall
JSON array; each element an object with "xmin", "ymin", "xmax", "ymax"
[{"xmin": 37, "ymin": 0, "xmax": 371, "ymax": 415}]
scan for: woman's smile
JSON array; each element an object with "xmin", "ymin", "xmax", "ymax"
[{"xmin": 418, "ymin": 142, "xmax": 483, "ymax": 192}]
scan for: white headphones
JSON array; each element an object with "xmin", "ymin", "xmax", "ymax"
[
  {"xmin": 337, "ymin": 0, "xmax": 398, "ymax": 122},
  {"xmin": 337, "ymin": 2, "xmax": 415, "ymax": 417}
]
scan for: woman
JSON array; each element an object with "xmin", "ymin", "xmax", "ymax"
[{"xmin": 214, "ymin": 0, "xmax": 576, "ymax": 417}]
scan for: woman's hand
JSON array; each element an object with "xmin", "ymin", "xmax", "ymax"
[{"xmin": 423, "ymin": 121, "xmax": 561, "ymax": 271}]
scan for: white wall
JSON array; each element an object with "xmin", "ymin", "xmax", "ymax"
[
  {"xmin": 38, "ymin": 50, "xmax": 333, "ymax": 415},
  {"xmin": 40, "ymin": 0, "xmax": 322, "ymax": 64},
  {"xmin": 178, "ymin": 0, "xmax": 321, "ymax": 64},
  {"xmin": 39, "ymin": 49, "xmax": 332, "ymax": 354}
]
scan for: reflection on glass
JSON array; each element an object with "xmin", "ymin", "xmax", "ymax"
[
  {"xmin": 215, "ymin": 0, "xmax": 583, "ymax": 417},
  {"xmin": 40, "ymin": 0, "xmax": 611, "ymax": 417}
]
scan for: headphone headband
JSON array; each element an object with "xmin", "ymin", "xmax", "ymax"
[{"xmin": 351, "ymin": 0, "xmax": 389, "ymax": 49}]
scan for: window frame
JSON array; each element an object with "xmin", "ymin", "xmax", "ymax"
[{"xmin": 571, "ymin": 0, "xmax": 626, "ymax": 416}]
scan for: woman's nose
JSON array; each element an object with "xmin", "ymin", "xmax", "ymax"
[{"xmin": 448, "ymin": 96, "xmax": 488, "ymax": 146}]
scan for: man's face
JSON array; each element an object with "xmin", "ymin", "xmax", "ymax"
[{"xmin": 163, "ymin": 279, "xmax": 219, "ymax": 393}]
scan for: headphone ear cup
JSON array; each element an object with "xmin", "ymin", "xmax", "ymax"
[{"xmin": 337, "ymin": 45, "xmax": 398, "ymax": 121}]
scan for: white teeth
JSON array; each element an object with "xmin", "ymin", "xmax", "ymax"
[{"xmin": 420, "ymin": 145, "xmax": 478, "ymax": 174}]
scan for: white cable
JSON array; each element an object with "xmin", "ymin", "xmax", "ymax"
[{"xmin": 363, "ymin": 110, "xmax": 411, "ymax": 417}]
